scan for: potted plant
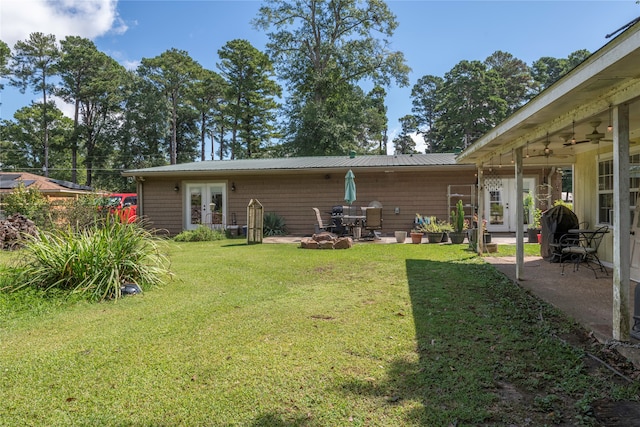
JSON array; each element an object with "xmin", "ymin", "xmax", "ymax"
[
  {"xmin": 449, "ymin": 200, "xmax": 467, "ymax": 244},
  {"xmin": 411, "ymin": 213, "xmax": 428, "ymax": 244},
  {"xmin": 527, "ymin": 208, "xmax": 542, "ymax": 243},
  {"xmin": 420, "ymin": 216, "xmax": 445, "ymax": 243},
  {"xmin": 410, "ymin": 228, "xmax": 423, "ymax": 244},
  {"xmin": 440, "ymin": 221, "xmax": 453, "ymax": 242}
]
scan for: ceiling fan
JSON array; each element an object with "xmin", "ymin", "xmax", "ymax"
[
  {"xmin": 528, "ymin": 139, "xmax": 554, "ymax": 158},
  {"xmin": 563, "ymin": 120, "xmax": 609, "ymax": 146}
]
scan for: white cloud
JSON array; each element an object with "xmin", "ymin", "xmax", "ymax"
[{"xmin": 1, "ymin": 0, "xmax": 126, "ymax": 48}]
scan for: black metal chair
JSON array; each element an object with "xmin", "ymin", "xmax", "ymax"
[{"xmin": 560, "ymin": 225, "xmax": 609, "ymax": 278}]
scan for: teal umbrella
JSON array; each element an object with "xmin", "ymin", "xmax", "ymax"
[{"xmin": 344, "ymin": 169, "xmax": 356, "ymax": 206}]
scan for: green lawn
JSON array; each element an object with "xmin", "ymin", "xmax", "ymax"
[{"xmin": 0, "ymin": 241, "xmax": 637, "ymax": 426}]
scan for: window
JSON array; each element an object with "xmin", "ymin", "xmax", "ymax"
[{"xmin": 597, "ymin": 153, "xmax": 640, "ymax": 225}]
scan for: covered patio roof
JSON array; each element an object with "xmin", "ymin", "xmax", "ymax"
[
  {"xmin": 456, "ymin": 18, "xmax": 640, "ymax": 342},
  {"xmin": 457, "ymin": 19, "xmax": 640, "ymax": 168}
]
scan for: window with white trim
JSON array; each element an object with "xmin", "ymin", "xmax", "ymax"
[{"xmin": 597, "ymin": 153, "xmax": 640, "ymax": 225}]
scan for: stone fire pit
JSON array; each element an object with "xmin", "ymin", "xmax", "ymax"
[{"xmin": 300, "ymin": 232, "xmax": 353, "ymax": 249}]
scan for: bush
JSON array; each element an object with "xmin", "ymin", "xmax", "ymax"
[
  {"xmin": 2, "ymin": 183, "xmax": 51, "ymax": 227},
  {"xmin": 263, "ymin": 212, "xmax": 287, "ymax": 236},
  {"xmin": 5, "ymin": 217, "xmax": 169, "ymax": 301},
  {"xmin": 173, "ymin": 225, "xmax": 226, "ymax": 242}
]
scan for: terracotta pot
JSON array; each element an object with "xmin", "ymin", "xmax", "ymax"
[{"xmin": 410, "ymin": 232, "xmax": 423, "ymax": 244}]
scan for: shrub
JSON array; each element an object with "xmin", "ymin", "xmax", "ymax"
[
  {"xmin": 173, "ymin": 225, "xmax": 226, "ymax": 242},
  {"xmin": 1, "ymin": 183, "xmax": 51, "ymax": 227},
  {"xmin": 263, "ymin": 212, "xmax": 287, "ymax": 236},
  {"xmin": 553, "ymin": 199, "xmax": 573, "ymax": 211},
  {"xmin": 6, "ymin": 217, "xmax": 169, "ymax": 301}
]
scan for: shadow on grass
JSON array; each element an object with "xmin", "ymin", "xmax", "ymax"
[{"xmin": 335, "ymin": 258, "xmax": 575, "ymax": 425}]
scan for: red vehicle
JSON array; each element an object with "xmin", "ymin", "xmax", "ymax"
[{"xmin": 108, "ymin": 193, "xmax": 138, "ymax": 223}]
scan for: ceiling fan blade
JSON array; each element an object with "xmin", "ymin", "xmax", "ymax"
[{"xmin": 563, "ymin": 139, "xmax": 590, "ymax": 146}]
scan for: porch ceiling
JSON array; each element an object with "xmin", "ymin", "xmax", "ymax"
[{"xmin": 457, "ymin": 20, "xmax": 640, "ymax": 168}]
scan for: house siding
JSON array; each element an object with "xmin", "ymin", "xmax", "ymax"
[
  {"xmin": 138, "ymin": 165, "xmax": 552, "ymax": 237},
  {"xmin": 139, "ymin": 177, "xmax": 183, "ymax": 234}
]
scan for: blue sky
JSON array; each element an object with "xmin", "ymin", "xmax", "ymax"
[{"xmin": 1, "ymin": 0, "xmax": 639, "ymax": 155}]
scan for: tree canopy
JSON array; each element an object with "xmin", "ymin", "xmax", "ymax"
[
  {"xmin": 253, "ymin": 0, "xmax": 410, "ymax": 156},
  {"xmin": 0, "ymin": 5, "xmax": 594, "ymax": 191}
]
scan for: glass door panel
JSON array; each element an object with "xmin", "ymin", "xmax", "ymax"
[
  {"xmin": 489, "ymin": 190, "xmax": 505, "ymax": 227},
  {"xmin": 189, "ymin": 187, "xmax": 203, "ymax": 225},
  {"xmin": 185, "ymin": 183, "xmax": 226, "ymax": 230}
]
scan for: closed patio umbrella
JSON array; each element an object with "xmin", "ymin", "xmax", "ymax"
[{"xmin": 344, "ymin": 169, "xmax": 356, "ymax": 208}]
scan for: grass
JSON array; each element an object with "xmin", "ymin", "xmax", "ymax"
[{"xmin": 0, "ymin": 241, "xmax": 637, "ymax": 426}]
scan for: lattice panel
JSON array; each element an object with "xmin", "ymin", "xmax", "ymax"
[{"xmin": 484, "ymin": 169, "xmax": 502, "ymax": 192}]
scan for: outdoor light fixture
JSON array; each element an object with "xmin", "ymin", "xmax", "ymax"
[
  {"xmin": 571, "ymin": 121, "xmax": 576, "ymax": 144},
  {"xmin": 544, "ymin": 133, "xmax": 551, "ymax": 155},
  {"xmin": 174, "ymin": 185, "xmax": 179, "ymax": 192},
  {"xmin": 231, "ymin": 182, "xmax": 236, "ymax": 192},
  {"xmin": 510, "ymin": 149, "xmax": 514, "ymax": 164},
  {"xmin": 525, "ymin": 141, "xmax": 530, "ymax": 158},
  {"xmin": 607, "ymin": 106, "xmax": 613, "ymax": 132}
]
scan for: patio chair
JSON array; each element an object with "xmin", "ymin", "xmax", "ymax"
[
  {"xmin": 560, "ymin": 225, "xmax": 609, "ymax": 278},
  {"xmin": 363, "ymin": 207, "xmax": 382, "ymax": 240},
  {"xmin": 312, "ymin": 208, "xmax": 335, "ymax": 234}
]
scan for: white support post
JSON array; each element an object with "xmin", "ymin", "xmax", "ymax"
[
  {"xmin": 515, "ymin": 147, "xmax": 524, "ymax": 280},
  {"xmin": 613, "ymin": 103, "xmax": 631, "ymax": 341},
  {"xmin": 477, "ymin": 167, "xmax": 485, "ymax": 255}
]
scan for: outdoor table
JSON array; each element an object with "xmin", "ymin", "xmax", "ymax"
[
  {"xmin": 342, "ymin": 215, "xmax": 366, "ymax": 237},
  {"xmin": 568, "ymin": 229, "xmax": 608, "ymax": 243}
]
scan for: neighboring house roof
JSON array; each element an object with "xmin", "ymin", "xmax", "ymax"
[
  {"xmin": 123, "ymin": 154, "xmax": 474, "ymax": 177},
  {"xmin": 0, "ymin": 172, "xmax": 93, "ymax": 195}
]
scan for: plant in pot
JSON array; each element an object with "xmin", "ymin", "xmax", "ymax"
[
  {"xmin": 411, "ymin": 214, "xmax": 427, "ymax": 244},
  {"xmin": 527, "ymin": 208, "xmax": 542, "ymax": 243},
  {"xmin": 449, "ymin": 200, "xmax": 467, "ymax": 244},
  {"xmin": 410, "ymin": 227, "xmax": 423, "ymax": 244},
  {"xmin": 420, "ymin": 216, "xmax": 445, "ymax": 244}
]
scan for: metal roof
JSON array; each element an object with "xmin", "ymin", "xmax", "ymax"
[{"xmin": 123, "ymin": 154, "xmax": 471, "ymax": 176}]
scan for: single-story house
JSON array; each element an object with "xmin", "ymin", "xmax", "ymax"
[
  {"xmin": 122, "ymin": 154, "xmax": 555, "ymax": 237},
  {"xmin": 456, "ymin": 18, "xmax": 640, "ymax": 340},
  {"xmin": 0, "ymin": 172, "xmax": 94, "ymax": 216}
]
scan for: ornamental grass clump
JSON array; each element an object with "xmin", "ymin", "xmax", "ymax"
[{"xmin": 9, "ymin": 218, "xmax": 169, "ymax": 301}]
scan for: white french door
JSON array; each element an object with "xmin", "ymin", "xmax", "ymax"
[
  {"xmin": 185, "ymin": 182, "xmax": 227, "ymax": 230},
  {"xmin": 484, "ymin": 178, "xmax": 535, "ymax": 232}
]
